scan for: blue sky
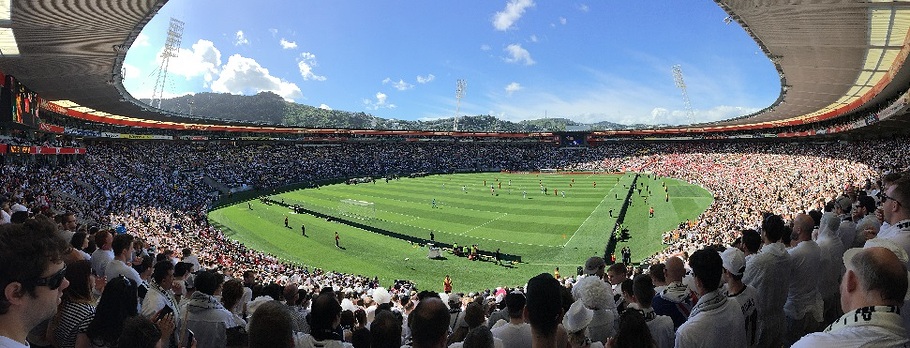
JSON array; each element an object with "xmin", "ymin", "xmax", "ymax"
[{"xmin": 122, "ymin": 0, "xmax": 780, "ymax": 126}]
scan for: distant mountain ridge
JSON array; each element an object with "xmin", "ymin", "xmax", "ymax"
[{"xmin": 146, "ymin": 91, "xmax": 657, "ymax": 132}]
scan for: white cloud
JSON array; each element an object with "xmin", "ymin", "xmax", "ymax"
[
  {"xmin": 279, "ymin": 38, "xmax": 297, "ymax": 49},
  {"xmin": 505, "ymin": 82, "xmax": 523, "ymax": 95},
  {"xmin": 486, "ymin": 78, "xmax": 761, "ymax": 126},
  {"xmin": 647, "ymin": 105, "xmax": 760, "ymax": 125},
  {"xmin": 269, "ymin": 28, "xmax": 278, "ymax": 36},
  {"xmin": 493, "ymin": 0, "xmax": 535, "ymax": 31},
  {"xmin": 578, "ymin": 4, "xmax": 589, "ymax": 12},
  {"xmin": 529, "ymin": 35, "xmax": 538, "ymax": 43},
  {"xmin": 383, "ymin": 78, "xmax": 413, "ymax": 91},
  {"xmin": 164, "ymin": 39, "xmax": 222, "ymax": 85},
  {"xmin": 417, "ymin": 74, "xmax": 435, "ymax": 84},
  {"xmin": 319, "ymin": 104, "xmax": 332, "ymax": 110},
  {"xmin": 559, "ymin": 17, "xmax": 567, "ymax": 25},
  {"xmin": 234, "ymin": 30, "xmax": 249, "ymax": 46},
  {"xmin": 363, "ymin": 92, "xmax": 396, "ymax": 110},
  {"xmin": 480, "ymin": 44, "xmax": 491, "ymax": 51},
  {"xmin": 298, "ymin": 52, "xmax": 327, "ymax": 81},
  {"xmin": 133, "ymin": 33, "xmax": 150, "ymax": 47},
  {"xmin": 210, "ymin": 54, "xmax": 302, "ymax": 101},
  {"xmin": 503, "ymin": 44, "xmax": 535, "ymax": 65},
  {"xmin": 121, "ymin": 63, "xmax": 141, "ymax": 80}
]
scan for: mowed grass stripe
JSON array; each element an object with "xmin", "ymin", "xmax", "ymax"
[{"xmin": 211, "ymin": 173, "xmax": 713, "ymax": 291}]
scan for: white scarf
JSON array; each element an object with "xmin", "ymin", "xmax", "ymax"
[
  {"xmin": 689, "ymin": 290, "xmax": 727, "ymax": 319},
  {"xmin": 660, "ymin": 281, "xmax": 691, "ymax": 304},
  {"xmin": 825, "ymin": 306, "xmax": 904, "ymax": 333}
]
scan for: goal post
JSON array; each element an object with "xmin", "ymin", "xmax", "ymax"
[{"xmin": 337, "ymin": 199, "xmax": 376, "ymax": 221}]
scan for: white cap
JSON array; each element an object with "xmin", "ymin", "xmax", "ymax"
[
  {"xmin": 720, "ymin": 248, "xmax": 746, "ymax": 276},
  {"xmin": 843, "ymin": 238, "xmax": 909, "ymax": 267},
  {"xmin": 561, "ymin": 300, "xmax": 593, "ymax": 334}
]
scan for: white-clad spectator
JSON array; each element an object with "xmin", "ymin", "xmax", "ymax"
[
  {"xmin": 743, "ymin": 214, "xmax": 791, "ymax": 348},
  {"xmin": 792, "ymin": 240, "xmax": 909, "ymax": 347},
  {"xmin": 90, "ymin": 229, "xmax": 114, "ymax": 279},
  {"xmin": 571, "ymin": 275, "xmax": 617, "ymax": 344},
  {"xmin": 784, "ymin": 213, "xmax": 823, "ymax": 345},
  {"xmin": 720, "ymin": 247, "xmax": 758, "ymax": 347},
  {"xmin": 835, "ymin": 196, "xmax": 859, "ymax": 249},
  {"xmin": 627, "ymin": 274, "xmax": 674, "ymax": 348},
  {"xmin": 140, "ymin": 261, "xmax": 181, "ymax": 346},
  {"xmin": 181, "ymin": 247, "xmax": 201, "ymax": 273},
  {"xmin": 816, "ymin": 211, "xmax": 846, "ymax": 325},
  {"xmin": 562, "ymin": 300, "xmax": 605, "ymax": 348},
  {"xmin": 105, "ymin": 233, "xmax": 142, "ymax": 284},
  {"xmin": 878, "ymin": 174, "xmax": 910, "ymax": 333},
  {"xmin": 183, "ymin": 270, "xmax": 245, "ymax": 348},
  {"xmin": 490, "ymin": 292, "xmax": 532, "ymax": 348},
  {"xmin": 675, "ymin": 248, "xmax": 746, "ymax": 348}
]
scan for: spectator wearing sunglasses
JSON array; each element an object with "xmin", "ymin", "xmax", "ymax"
[
  {"xmin": 879, "ymin": 175, "xmax": 910, "ymax": 253},
  {"xmin": 875, "ymin": 175, "xmax": 910, "ymax": 333},
  {"xmin": 0, "ymin": 219, "xmax": 71, "ymax": 347}
]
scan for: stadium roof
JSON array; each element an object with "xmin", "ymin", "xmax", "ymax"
[{"xmin": 0, "ymin": 0, "xmax": 909, "ymax": 133}]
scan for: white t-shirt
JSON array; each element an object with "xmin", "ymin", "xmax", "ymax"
[
  {"xmin": 725, "ymin": 284, "xmax": 758, "ymax": 347},
  {"xmin": 0, "ymin": 335, "xmax": 29, "ymax": 348},
  {"xmin": 675, "ymin": 292, "xmax": 746, "ymax": 348},
  {"xmin": 490, "ymin": 322, "xmax": 532, "ymax": 348}
]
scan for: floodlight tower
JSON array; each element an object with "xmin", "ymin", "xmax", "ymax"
[
  {"xmin": 453, "ymin": 79, "xmax": 466, "ymax": 131},
  {"xmin": 151, "ymin": 18, "xmax": 184, "ymax": 109},
  {"xmin": 672, "ymin": 65, "xmax": 695, "ymax": 125}
]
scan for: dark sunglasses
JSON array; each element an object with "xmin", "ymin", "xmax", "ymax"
[
  {"xmin": 27, "ymin": 266, "xmax": 67, "ymax": 290},
  {"xmin": 879, "ymin": 192, "xmax": 903, "ymax": 206}
]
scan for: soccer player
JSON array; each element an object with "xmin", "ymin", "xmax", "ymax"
[
  {"xmin": 284, "ymin": 215, "xmax": 289, "ymax": 228},
  {"xmin": 462, "ymin": 185, "xmax": 467, "ymax": 194},
  {"xmin": 594, "ymin": 181, "xmax": 597, "ymax": 188},
  {"xmin": 649, "ymin": 206, "xmax": 654, "ymax": 218},
  {"xmin": 561, "ymin": 191, "xmax": 566, "ymax": 198},
  {"xmin": 523, "ymin": 191, "xmax": 527, "ymax": 199},
  {"xmin": 334, "ymin": 232, "xmax": 340, "ymax": 248},
  {"xmin": 301, "ymin": 224, "xmax": 306, "ymax": 237},
  {"xmin": 432, "ymin": 199, "xmax": 437, "ymax": 208}
]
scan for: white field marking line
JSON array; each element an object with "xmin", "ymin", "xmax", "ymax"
[
  {"xmin": 563, "ymin": 179, "xmax": 625, "ymax": 247},
  {"xmin": 464, "ymin": 213, "xmax": 508, "ymax": 234},
  {"xmin": 391, "ymin": 214, "xmax": 557, "ymax": 248},
  {"xmin": 401, "ymin": 216, "xmax": 420, "ymax": 224},
  {"xmin": 351, "ymin": 191, "xmax": 506, "ymax": 215}
]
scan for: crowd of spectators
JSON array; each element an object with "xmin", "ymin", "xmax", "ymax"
[{"xmin": 2, "ymin": 138, "xmax": 910, "ymax": 347}]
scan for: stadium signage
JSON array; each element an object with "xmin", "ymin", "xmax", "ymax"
[
  {"xmin": 7, "ymin": 145, "xmax": 32, "ymax": 154},
  {"xmin": 38, "ymin": 122, "xmax": 64, "ymax": 134},
  {"xmin": 878, "ymin": 90, "xmax": 910, "ymax": 121}
]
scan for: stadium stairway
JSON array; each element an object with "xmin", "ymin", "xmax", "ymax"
[{"xmin": 203, "ymin": 175, "xmax": 232, "ymax": 194}]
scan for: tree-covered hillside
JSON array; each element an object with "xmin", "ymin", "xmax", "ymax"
[{"xmin": 147, "ymin": 92, "xmax": 638, "ymax": 131}]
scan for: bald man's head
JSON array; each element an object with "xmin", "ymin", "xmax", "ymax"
[
  {"xmin": 664, "ymin": 257, "xmax": 685, "ymax": 282},
  {"xmin": 848, "ymin": 247, "xmax": 908, "ymax": 307},
  {"xmin": 793, "ymin": 214, "xmax": 815, "ymax": 241}
]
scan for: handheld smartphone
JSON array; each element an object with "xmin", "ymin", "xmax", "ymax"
[
  {"xmin": 185, "ymin": 329, "xmax": 195, "ymax": 347},
  {"xmin": 155, "ymin": 305, "xmax": 173, "ymax": 321}
]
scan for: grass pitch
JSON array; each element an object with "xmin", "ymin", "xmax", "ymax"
[{"xmin": 208, "ymin": 173, "xmax": 712, "ymax": 292}]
